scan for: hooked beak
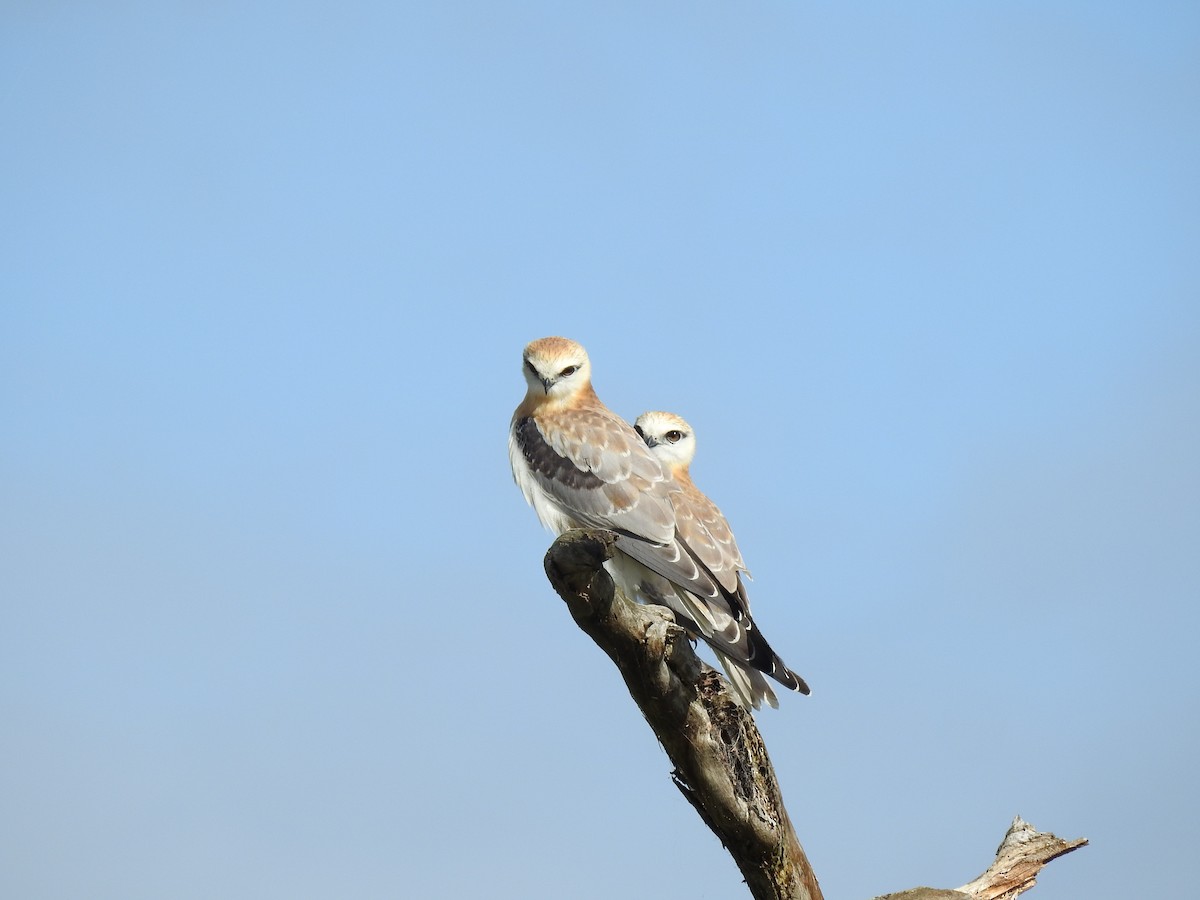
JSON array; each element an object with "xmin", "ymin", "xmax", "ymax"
[{"xmin": 540, "ymin": 376, "xmax": 553, "ymax": 394}]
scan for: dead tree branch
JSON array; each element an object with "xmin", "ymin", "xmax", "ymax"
[
  {"xmin": 875, "ymin": 816, "xmax": 1088, "ymax": 900},
  {"xmin": 543, "ymin": 528, "xmax": 820, "ymax": 900},
  {"xmin": 541, "ymin": 529, "xmax": 1085, "ymax": 900}
]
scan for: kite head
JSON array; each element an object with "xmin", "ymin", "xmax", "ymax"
[
  {"xmin": 634, "ymin": 410, "xmax": 696, "ymax": 473},
  {"xmin": 521, "ymin": 336, "xmax": 592, "ymax": 403}
]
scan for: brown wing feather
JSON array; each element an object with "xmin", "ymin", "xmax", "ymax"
[
  {"xmin": 515, "ymin": 406, "xmax": 739, "ymax": 602},
  {"xmin": 514, "ymin": 406, "xmax": 676, "ymax": 540},
  {"xmin": 670, "ymin": 475, "xmax": 746, "ymax": 595}
]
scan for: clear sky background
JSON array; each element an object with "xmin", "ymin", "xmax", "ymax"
[{"xmin": 2, "ymin": 3, "xmax": 1197, "ymax": 899}]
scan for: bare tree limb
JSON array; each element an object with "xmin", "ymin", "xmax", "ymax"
[
  {"xmin": 543, "ymin": 528, "xmax": 821, "ymax": 900},
  {"xmin": 956, "ymin": 815, "xmax": 1088, "ymax": 899},
  {"xmin": 541, "ymin": 529, "xmax": 1086, "ymax": 900},
  {"xmin": 873, "ymin": 816, "xmax": 1087, "ymax": 900}
]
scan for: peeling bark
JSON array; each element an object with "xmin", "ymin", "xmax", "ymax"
[
  {"xmin": 955, "ymin": 815, "xmax": 1088, "ymax": 899},
  {"xmin": 872, "ymin": 816, "xmax": 1087, "ymax": 900}
]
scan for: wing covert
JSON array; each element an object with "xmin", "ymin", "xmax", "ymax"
[{"xmin": 513, "ymin": 411, "xmax": 676, "ymax": 544}]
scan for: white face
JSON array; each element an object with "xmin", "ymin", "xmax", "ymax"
[
  {"xmin": 522, "ymin": 339, "xmax": 591, "ymax": 401},
  {"xmin": 634, "ymin": 411, "xmax": 696, "ymax": 470}
]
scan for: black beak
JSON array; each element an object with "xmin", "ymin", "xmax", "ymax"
[{"xmin": 540, "ymin": 377, "xmax": 553, "ymax": 394}]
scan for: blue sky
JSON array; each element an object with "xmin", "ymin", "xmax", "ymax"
[{"xmin": 2, "ymin": 3, "xmax": 1197, "ymax": 898}]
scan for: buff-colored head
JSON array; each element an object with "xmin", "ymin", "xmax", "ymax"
[
  {"xmin": 634, "ymin": 410, "xmax": 696, "ymax": 473},
  {"xmin": 520, "ymin": 337, "xmax": 592, "ymax": 403}
]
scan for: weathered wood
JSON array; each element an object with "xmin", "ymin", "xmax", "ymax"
[
  {"xmin": 869, "ymin": 816, "xmax": 1087, "ymax": 900},
  {"xmin": 956, "ymin": 816, "xmax": 1088, "ymax": 899},
  {"xmin": 543, "ymin": 529, "xmax": 822, "ymax": 900},
  {"xmin": 541, "ymin": 528, "xmax": 1086, "ymax": 900}
]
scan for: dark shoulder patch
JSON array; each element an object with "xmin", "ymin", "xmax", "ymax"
[{"xmin": 514, "ymin": 417, "xmax": 606, "ymax": 490}]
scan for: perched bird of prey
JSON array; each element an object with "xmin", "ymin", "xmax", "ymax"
[
  {"xmin": 633, "ymin": 410, "xmax": 808, "ymax": 709},
  {"xmin": 508, "ymin": 336, "xmax": 809, "ymax": 710}
]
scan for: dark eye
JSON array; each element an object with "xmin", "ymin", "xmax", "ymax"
[
  {"xmin": 524, "ymin": 359, "xmax": 537, "ymax": 374},
  {"xmin": 559, "ymin": 365, "xmax": 577, "ymax": 377},
  {"xmin": 665, "ymin": 430, "xmax": 684, "ymax": 443}
]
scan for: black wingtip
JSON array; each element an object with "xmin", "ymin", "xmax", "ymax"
[
  {"xmin": 742, "ymin": 622, "xmax": 809, "ymax": 695},
  {"xmin": 791, "ymin": 671, "xmax": 812, "ymax": 696}
]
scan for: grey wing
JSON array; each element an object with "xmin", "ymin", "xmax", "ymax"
[
  {"xmin": 512, "ymin": 409, "xmax": 673, "ymax": 539},
  {"xmin": 512, "ymin": 409, "xmax": 731, "ymax": 601}
]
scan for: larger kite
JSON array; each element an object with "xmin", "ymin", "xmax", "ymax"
[{"xmin": 508, "ymin": 336, "xmax": 808, "ymax": 709}]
